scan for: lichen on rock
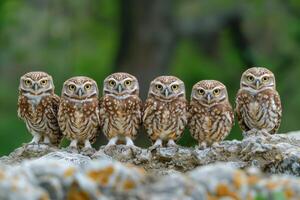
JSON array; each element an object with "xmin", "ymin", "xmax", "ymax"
[{"xmin": 1, "ymin": 132, "xmax": 300, "ymax": 199}]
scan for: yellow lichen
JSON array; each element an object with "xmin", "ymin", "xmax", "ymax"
[
  {"xmin": 64, "ymin": 167, "xmax": 76, "ymax": 178},
  {"xmin": 39, "ymin": 194, "xmax": 50, "ymax": 200},
  {"xmin": 87, "ymin": 166, "xmax": 114, "ymax": 186},
  {"xmin": 247, "ymin": 175, "xmax": 260, "ymax": 185},
  {"xmin": 123, "ymin": 180, "xmax": 136, "ymax": 191},
  {"xmin": 0, "ymin": 170, "xmax": 5, "ymax": 180},
  {"xmin": 124, "ymin": 164, "xmax": 145, "ymax": 175},
  {"xmin": 216, "ymin": 183, "xmax": 240, "ymax": 200},
  {"xmin": 233, "ymin": 170, "xmax": 244, "ymax": 189},
  {"xmin": 284, "ymin": 187, "xmax": 294, "ymax": 198},
  {"xmin": 207, "ymin": 194, "xmax": 218, "ymax": 200},
  {"xmin": 67, "ymin": 182, "xmax": 91, "ymax": 200},
  {"xmin": 265, "ymin": 181, "xmax": 278, "ymax": 190}
]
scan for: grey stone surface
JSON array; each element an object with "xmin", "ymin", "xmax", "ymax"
[{"xmin": 1, "ymin": 132, "xmax": 300, "ymax": 199}]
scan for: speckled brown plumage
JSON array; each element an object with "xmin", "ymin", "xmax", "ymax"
[
  {"xmin": 17, "ymin": 71, "xmax": 62, "ymax": 146},
  {"xmin": 143, "ymin": 76, "xmax": 188, "ymax": 147},
  {"xmin": 188, "ymin": 80, "xmax": 234, "ymax": 147},
  {"xmin": 235, "ymin": 67, "xmax": 282, "ymax": 136},
  {"xmin": 58, "ymin": 76, "xmax": 100, "ymax": 149},
  {"xmin": 99, "ymin": 72, "xmax": 142, "ymax": 146}
]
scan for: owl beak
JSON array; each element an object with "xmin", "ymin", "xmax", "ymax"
[
  {"xmin": 206, "ymin": 93, "xmax": 212, "ymax": 104},
  {"xmin": 163, "ymin": 88, "xmax": 171, "ymax": 97},
  {"xmin": 117, "ymin": 84, "xmax": 123, "ymax": 93},
  {"xmin": 77, "ymin": 88, "xmax": 84, "ymax": 97},
  {"xmin": 32, "ymin": 83, "xmax": 39, "ymax": 92},
  {"xmin": 255, "ymin": 80, "xmax": 260, "ymax": 89}
]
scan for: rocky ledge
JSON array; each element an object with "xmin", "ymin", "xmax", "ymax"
[{"xmin": 1, "ymin": 132, "xmax": 300, "ymax": 199}]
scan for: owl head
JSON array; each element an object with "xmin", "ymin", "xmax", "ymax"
[
  {"xmin": 240, "ymin": 67, "xmax": 276, "ymax": 91},
  {"xmin": 191, "ymin": 80, "xmax": 228, "ymax": 106},
  {"xmin": 61, "ymin": 76, "xmax": 99, "ymax": 101},
  {"xmin": 103, "ymin": 72, "xmax": 139, "ymax": 98},
  {"xmin": 19, "ymin": 71, "xmax": 55, "ymax": 95},
  {"xmin": 148, "ymin": 76, "xmax": 185, "ymax": 101}
]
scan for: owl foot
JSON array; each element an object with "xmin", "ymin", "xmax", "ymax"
[
  {"xmin": 197, "ymin": 142, "xmax": 207, "ymax": 150},
  {"xmin": 81, "ymin": 147, "xmax": 96, "ymax": 156},
  {"xmin": 105, "ymin": 137, "xmax": 118, "ymax": 148},
  {"xmin": 40, "ymin": 136, "xmax": 51, "ymax": 146},
  {"xmin": 212, "ymin": 142, "xmax": 220, "ymax": 148},
  {"xmin": 149, "ymin": 139, "xmax": 162, "ymax": 151},
  {"xmin": 125, "ymin": 137, "xmax": 136, "ymax": 148},
  {"xmin": 167, "ymin": 140, "xmax": 177, "ymax": 147},
  {"xmin": 81, "ymin": 140, "xmax": 95, "ymax": 155},
  {"xmin": 25, "ymin": 142, "xmax": 41, "ymax": 151},
  {"xmin": 66, "ymin": 146, "xmax": 79, "ymax": 153},
  {"xmin": 66, "ymin": 140, "xmax": 79, "ymax": 153},
  {"xmin": 28, "ymin": 134, "xmax": 42, "ymax": 145}
]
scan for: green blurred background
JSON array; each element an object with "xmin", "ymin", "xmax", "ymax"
[{"xmin": 1, "ymin": 0, "xmax": 300, "ymax": 155}]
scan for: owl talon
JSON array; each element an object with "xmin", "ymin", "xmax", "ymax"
[
  {"xmin": 149, "ymin": 139, "xmax": 162, "ymax": 151},
  {"xmin": 66, "ymin": 146, "xmax": 79, "ymax": 153},
  {"xmin": 66, "ymin": 140, "xmax": 79, "ymax": 153},
  {"xmin": 25, "ymin": 142, "xmax": 40, "ymax": 150},
  {"xmin": 197, "ymin": 142, "xmax": 207, "ymax": 150},
  {"xmin": 29, "ymin": 134, "xmax": 42, "ymax": 145},
  {"xmin": 125, "ymin": 137, "xmax": 136, "ymax": 147},
  {"xmin": 167, "ymin": 140, "xmax": 177, "ymax": 147},
  {"xmin": 43, "ymin": 136, "xmax": 50, "ymax": 144},
  {"xmin": 212, "ymin": 142, "xmax": 220, "ymax": 148},
  {"xmin": 81, "ymin": 147, "xmax": 96, "ymax": 155},
  {"xmin": 106, "ymin": 137, "xmax": 118, "ymax": 147}
]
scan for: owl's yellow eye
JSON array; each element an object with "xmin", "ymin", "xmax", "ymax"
[
  {"xmin": 262, "ymin": 76, "xmax": 269, "ymax": 83},
  {"xmin": 24, "ymin": 80, "xmax": 32, "ymax": 86},
  {"xmin": 171, "ymin": 84, "xmax": 179, "ymax": 91},
  {"xmin": 40, "ymin": 80, "xmax": 48, "ymax": 85},
  {"xmin": 198, "ymin": 89, "xmax": 205, "ymax": 95},
  {"xmin": 155, "ymin": 84, "xmax": 163, "ymax": 90},
  {"xmin": 247, "ymin": 75, "xmax": 254, "ymax": 82},
  {"xmin": 84, "ymin": 84, "xmax": 92, "ymax": 90},
  {"xmin": 213, "ymin": 89, "xmax": 220, "ymax": 96},
  {"xmin": 69, "ymin": 84, "xmax": 76, "ymax": 91},
  {"xmin": 124, "ymin": 80, "xmax": 132, "ymax": 86},
  {"xmin": 109, "ymin": 80, "xmax": 116, "ymax": 87}
]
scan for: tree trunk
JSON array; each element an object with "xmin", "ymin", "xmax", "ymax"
[{"xmin": 115, "ymin": 0, "xmax": 176, "ymax": 99}]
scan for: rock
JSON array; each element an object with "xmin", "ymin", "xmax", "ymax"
[{"xmin": 1, "ymin": 132, "xmax": 300, "ymax": 199}]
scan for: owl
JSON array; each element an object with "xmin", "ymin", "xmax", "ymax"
[
  {"xmin": 58, "ymin": 76, "xmax": 100, "ymax": 151},
  {"xmin": 188, "ymin": 80, "xmax": 234, "ymax": 148},
  {"xmin": 235, "ymin": 67, "xmax": 282, "ymax": 136},
  {"xmin": 143, "ymin": 76, "xmax": 188, "ymax": 147},
  {"xmin": 17, "ymin": 71, "xmax": 62, "ymax": 146},
  {"xmin": 99, "ymin": 72, "xmax": 142, "ymax": 147}
]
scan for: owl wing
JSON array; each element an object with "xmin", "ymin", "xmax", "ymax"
[
  {"xmin": 57, "ymin": 99, "xmax": 67, "ymax": 134},
  {"xmin": 225, "ymin": 103, "xmax": 235, "ymax": 127},
  {"xmin": 142, "ymin": 98, "xmax": 155, "ymax": 123},
  {"xmin": 128, "ymin": 96, "xmax": 142, "ymax": 138},
  {"xmin": 131, "ymin": 97, "xmax": 142, "ymax": 126},
  {"xmin": 174, "ymin": 99, "xmax": 188, "ymax": 140},
  {"xmin": 235, "ymin": 90, "xmax": 251, "ymax": 132},
  {"xmin": 50, "ymin": 94, "xmax": 60, "ymax": 117},
  {"xmin": 270, "ymin": 91, "xmax": 282, "ymax": 134},
  {"xmin": 47, "ymin": 94, "xmax": 63, "ymax": 145},
  {"xmin": 98, "ymin": 97, "xmax": 104, "ymax": 127},
  {"xmin": 17, "ymin": 96, "xmax": 23, "ymax": 119}
]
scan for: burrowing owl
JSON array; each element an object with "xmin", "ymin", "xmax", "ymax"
[
  {"xmin": 188, "ymin": 80, "xmax": 234, "ymax": 147},
  {"xmin": 58, "ymin": 76, "xmax": 100, "ymax": 151},
  {"xmin": 235, "ymin": 67, "xmax": 282, "ymax": 136},
  {"xmin": 143, "ymin": 76, "xmax": 188, "ymax": 147},
  {"xmin": 18, "ymin": 71, "xmax": 62, "ymax": 146},
  {"xmin": 99, "ymin": 72, "xmax": 142, "ymax": 146}
]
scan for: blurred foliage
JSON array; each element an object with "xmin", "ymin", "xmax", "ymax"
[{"xmin": 1, "ymin": 0, "xmax": 300, "ymax": 155}]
